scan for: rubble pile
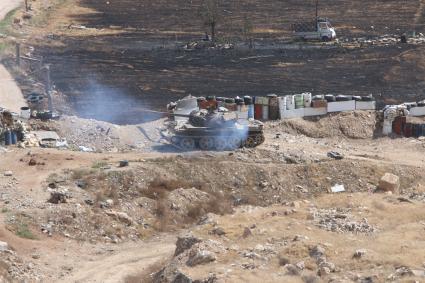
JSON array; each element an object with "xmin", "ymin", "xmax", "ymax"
[
  {"xmin": 310, "ymin": 207, "xmax": 377, "ymax": 234},
  {"xmin": 348, "ymin": 33, "xmax": 425, "ymax": 46},
  {"xmin": 0, "ymin": 251, "xmax": 43, "ymax": 282},
  {"xmin": 183, "ymin": 41, "xmax": 234, "ymax": 51},
  {"xmin": 53, "ymin": 115, "xmax": 165, "ymax": 152}
]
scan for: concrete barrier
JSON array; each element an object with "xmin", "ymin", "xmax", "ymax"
[
  {"xmin": 356, "ymin": 101, "xmax": 376, "ymax": 111},
  {"xmin": 409, "ymin": 106, "xmax": 425, "ymax": 117},
  {"xmin": 328, "ymin": 100, "xmax": 356, "ymax": 113},
  {"xmin": 304, "ymin": 107, "xmax": 327, "ymax": 117},
  {"xmin": 280, "ymin": 108, "xmax": 305, "ymax": 119}
]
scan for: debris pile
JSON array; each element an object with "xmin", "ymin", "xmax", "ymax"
[
  {"xmin": 0, "ymin": 250, "xmax": 43, "ymax": 282},
  {"xmin": 310, "ymin": 207, "xmax": 377, "ymax": 234}
]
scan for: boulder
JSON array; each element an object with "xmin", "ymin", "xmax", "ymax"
[
  {"xmin": 153, "ymin": 265, "xmax": 193, "ymax": 283},
  {"xmin": 186, "ymin": 249, "xmax": 216, "ymax": 267},
  {"xmin": 48, "ymin": 191, "xmax": 69, "ymax": 204},
  {"xmin": 309, "ymin": 245, "xmax": 326, "ymax": 260},
  {"xmin": 105, "ymin": 210, "xmax": 133, "ymax": 225},
  {"xmin": 378, "ymin": 173, "xmax": 400, "ymax": 193},
  {"xmin": 0, "ymin": 241, "xmax": 8, "ymax": 252},
  {"xmin": 174, "ymin": 234, "xmax": 202, "ymax": 256}
]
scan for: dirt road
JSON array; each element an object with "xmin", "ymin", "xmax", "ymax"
[
  {"xmin": 0, "ymin": 0, "xmax": 21, "ymax": 20},
  {"xmin": 0, "ymin": 65, "xmax": 27, "ymax": 113},
  {"xmin": 64, "ymin": 236, "xmax": 175, "ymax": 283},
  {"xmin": 0, "ymin": 0, "xmax": 27, "ymax": 113}
]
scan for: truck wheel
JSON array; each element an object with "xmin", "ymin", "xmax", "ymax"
[{"xmin": 322, "ymin": 36, "xmax": 330, "ymax": 42}]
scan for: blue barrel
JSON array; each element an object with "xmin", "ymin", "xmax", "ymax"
[
  {"xmin": 4, "ymin": 131, "xmax": 12, "ymax": 146},
  {"xmin": 11, "ymin": 131, "xmax": 17, "ymax": 144},
  {"xmin": 248, "ymin": 104, "xmax": 254, "ymax": 119}
]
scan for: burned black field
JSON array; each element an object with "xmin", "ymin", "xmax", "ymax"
[{"xmin": 34, "ymin": 0, "xmax": 425, "ymax": 124}]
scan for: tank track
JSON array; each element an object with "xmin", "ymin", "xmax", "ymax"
[{"xmin": 169, "ymin": 132, "xmax": 265, "ymax": 151}]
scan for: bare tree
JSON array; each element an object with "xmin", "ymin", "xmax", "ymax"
[
  {"xmin": 200, "ymin": 0, "xmax": 220, "ymax": 42},
  {"xmin": 242, "ymin": 15, "xmax": 254, "ymax": 48}
]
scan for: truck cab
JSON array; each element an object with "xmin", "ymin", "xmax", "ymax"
[{"xmin": 317, "ymin": 19, "xmax": 336, "ymax": 41}]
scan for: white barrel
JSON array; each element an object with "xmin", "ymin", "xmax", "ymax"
[
  {"xmin": 286, "ymin": 95, "xmax": 295, "ymax": 110},
  {"xmin": 382, "ymin": 120, "xmax": 393, "ymax": 135},
  {"xmin": 262, "ymin": 105, "xmax": 269, "ymax": 120},
  {"xmin": 303, "ymin": 92, "xmax": 312, "ymax": 108},
  {"xmin": 20, "ymin": 107, "xmax": 31, "ymax": 119}
]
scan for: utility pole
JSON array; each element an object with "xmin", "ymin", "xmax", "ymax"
[
  {"xmin": 315, "ymin": 0, "xmax": 319, "ymax": 19},
  {"xmin": 15, "ymin": 43, "xmax": 20, "ymax": 66},
  {"xmin": 44, "ymin": 65, "xmax": 53, "ymax": 112}
]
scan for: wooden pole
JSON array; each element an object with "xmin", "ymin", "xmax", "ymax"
[
  {"xmin": 315, "ymin": 0, "xmax": 318, "ymax": 19},
  {"xmin": 44, "ymin": 65, "xmax": 53, "ymax": 112},
  {"xmin": 15, "ymin": 43, "xmax": 20, "ymax": 66},
  {"xmin": 25, "ymin": 0, "xmax": 28, "ymax": 11}
]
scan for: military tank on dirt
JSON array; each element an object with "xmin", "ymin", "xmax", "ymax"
[{"xmin": 161, "ymin": 108, "xmax": 265, "ymax": 151}]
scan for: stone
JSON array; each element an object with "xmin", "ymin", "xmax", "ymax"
[
  {"xmin": 3, "ymin": 171, "xmax": 13, "ymax": 177},
  {"xmin": 154, "ymin": 266, "xmax": 193, "ymax": 283},
  {"xmin": 105, "ymin": 210, "xmax": 133, "ymax": 225},
  {"xmin": 378, "ymin": 173, "xmax": 400, "ymax": 194},
  {"xmin": 284, "ymin": 264, "xmax": 300, "ymax": 275},
  {"xmin": 48, "ymin": 191, "xmax": 69, "ymax": 204},
  {"xmin": 259, "ymin": 181, "xmax": 269, "ymax": 188},
  {"xmin": 242, "ymin": 227, "xmax": 252, "ymax": 238},
  {"xmin": 318, "ymin": 266, "xmax": 331, "ymax": 276},
  {"xmin": 28, "ymin": 159, "xmax": 37, "ymax": 166},
  {"xmin": 210, "ymin": 227, "xmax": 225, "ymax": 236},
  {"xmin": 174, "ymin": 234, "xmax": 202, "ymax": 256},
  {"xmin": 353, "ymin": 249, "xmax": 367, "ymax": 259},
  {"xmin": 186, "ymin": 249, "xmax": 216, "ymax": 267},
  {"xmin": 309, "ymin": 245, "xmax": 326, "ymax": 260},
  {"xmin": 295, "ymin": 261, "xmax": 305, "ymax": 270},
  {"xmin": 0, "ymin": 241, "xmax": 8, "ymax": 251}
]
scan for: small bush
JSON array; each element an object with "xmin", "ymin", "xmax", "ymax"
[
  {"xmin": 15, "ymin": 223, "xmax": 37, "ymax": 240},
  {"xmin": 92, "ymin": 161, "xmax": 109, "ymax": 169}
]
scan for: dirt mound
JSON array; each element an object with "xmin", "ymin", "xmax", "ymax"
[{"xmin": 267, "ymin": 111, "xmax": 381, "ymax": 139}]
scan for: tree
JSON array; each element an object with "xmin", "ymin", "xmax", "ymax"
[
  {"xmin": 242, "ymin": 15, "xmax": 254, "ymax": 48},
  {"xmin": 200, "ymin": 0, "xmax": 220, "ymax": 42}
]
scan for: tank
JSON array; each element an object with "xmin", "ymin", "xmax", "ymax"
[{"xmin": 161, "ymin": 109, "xmax": 265, "ymax": 151}]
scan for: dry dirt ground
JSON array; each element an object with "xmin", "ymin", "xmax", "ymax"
[
  {"xmin": 1, "ymin": 1, "xmax": 425, "ymax": 282},
  {"xmin": 0, "ymin": 111, "xmax": 425, "ymax": 282}
]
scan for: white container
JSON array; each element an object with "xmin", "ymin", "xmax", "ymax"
[
  {"xmin": 303, "ymin": 92, "xmax": 312, "ymax": 108},
  {"xmin": 278, "ymin": 96, "xmax": 287, "ymax": 111},
  {"xmin": 382, "ymin": 120, "xmax": 393, "ymax": 135},
  {"xmin": 327, "ymin": 100, "xmax": 356, "ymax": 112},
  {"xmin": 356, "ymin": 101, "xmax": 376, "ymax": 111},
  {"xmin": 262, "ymin": 105, "xmax": 269, "ymax": 120},
  {"xmin": 20, "ymin": 107, "xmax": 31, "ymax": 119},
  {"xmin": 286, "ymin": 95, "xmax": 295, "ymax": 110}
]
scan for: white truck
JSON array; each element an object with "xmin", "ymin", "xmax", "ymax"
[{"xmin": 293, "ymin": 18, "xmax": 336, "ymax": 41}]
